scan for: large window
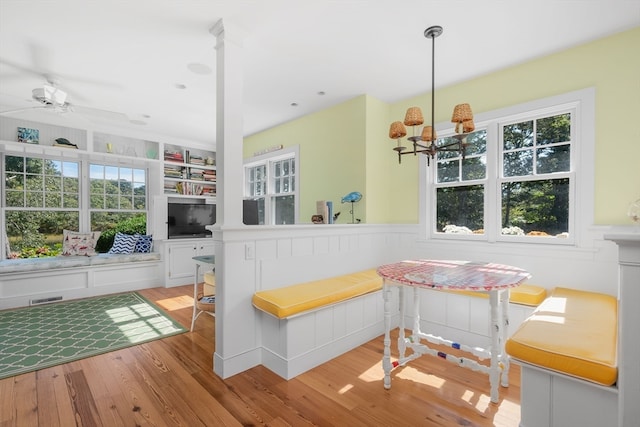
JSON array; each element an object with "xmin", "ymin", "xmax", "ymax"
[
  {"xmin": 430, "ymin": 90, "xmax": 593, "ymax": 244},
  {"xmin": 4, "ymin": 155, "xmax": 80, "ymax": 257},
  {"xmin": 244, "ymin": 147, "xmax": 298, "ymax": 225},
  {"xmin": 2, "ymin": 155, "xmax": 149, "ymax": 258}
]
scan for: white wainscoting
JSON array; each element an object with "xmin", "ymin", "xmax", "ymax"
[{"xmin": 0, "ymin": 260, "xmax": 163, "ymax": 309}]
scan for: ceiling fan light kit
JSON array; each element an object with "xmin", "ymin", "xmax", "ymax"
[{"xmin": 32, "ymin": 84, "xmax": 67, "ymax": 107}]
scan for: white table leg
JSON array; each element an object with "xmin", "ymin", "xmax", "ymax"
[
  {"xmin": 489, "ymin": 290, "xmax": 500, "ymax": 403},
  {"xmin": 398, "ymin": 285, "xmax": 406, "ymax": 361},
  {"xmin": 499, "ymin": 288, "xmax": 510, "ymax": 387},
  {"xmin": 382, "ymin": 280, "xmax": 392, "ymax": 389}
]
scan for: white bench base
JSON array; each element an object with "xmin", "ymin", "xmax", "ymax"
[
  {"xmin": 257, "ymin": 290, "xmax": 397, "ymax": 379},
  {"xmin": 0, "ymin": 253, "xmax": 162, "ymax": 309},
  {"xmin": 517, "ymin": 361, "xmax": 618, "ymax": 427}
]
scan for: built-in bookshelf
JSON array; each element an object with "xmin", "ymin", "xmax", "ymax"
[{"xmin": 163, "ymin": 144, "xmax": 216, "ymax": 199}]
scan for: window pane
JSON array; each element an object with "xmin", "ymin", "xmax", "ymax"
[
  {"xmin": 90, "ymin": 212, "xmax": 147, "ymax": 253},
  {"xmin": 63, "ymin": 177, "xmax": 79, "ymax": 193},
  {"xmin": 45, "ymin": 192, "xmax": 61, "ymax": 208},
  {"xmin": 63, "ymin": 193, "xmax": 79, "ymax": 208},
  {"xmin": 501, "ymin": 178, "xmax": 569, "ymax": 236},
  {"xmin": 503, "ymin": 150, "xmax": 533, "ymax": 177},
  {"xmin": 6, "ymin": 191, "xmax": 23, "ymax": 206},
  {"xmin": 537, "ymin": 144, "xmax": 570, "ymax": 174},
  {"xmin": 465, "ymin": 130, "xmax": 487, "ymax": 156},
  {"xmin": 25, "ymin": 175, "xmax": 43, "ymax": 191},
  {"xmin": 5, "ymin": 210, "xmax": 79, "ymax": 257},
  {"xmin": 537, "ymin": 113, "xmax": 571, "ymax": 145},
  {"xmin": 45, "ymin": 176, "xmax": 62, "ymax": 192},
  {"xmin": 274, "ymin": 195, "xmax": 295, "ymax": 225},
  {"xmin": 436, "ymin": 185, "xmax": 484, "ymax": 233},
  {"xmin": 461, "ymin": 157, "xmax": 486, "ymax": 181},
  {"xmin": 6, "ymin": 156, "xmax": 24, "ymax": 172},
  {"xmin": 26, "ymin": 192, "xmax": 43, "ymax": 207},
  {"xmin": 5, "ymin": 173, "xmax": 23, "ymax": 190},
  {"xmin": 503, "ymin": 121, "xmax": 533, "ymax": 150},
  {"xmin": 437, "ymin": 160, "xmax": 459, "ymax": 183}
]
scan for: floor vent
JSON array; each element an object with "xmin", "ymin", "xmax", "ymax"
[{"xmin": 30, "ymin": 296, "xmax": 63, "ymax": 306}]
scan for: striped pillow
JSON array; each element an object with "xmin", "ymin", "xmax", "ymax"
[{"xmin": 108, "ymin": 232, "xmax": 138, "ymax": 254}]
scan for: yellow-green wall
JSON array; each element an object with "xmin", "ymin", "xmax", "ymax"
[
  {"xmin": 244, "ymin": 27, "xmax": 640, "ymax": 225},
  {"xmin": 244, "ymin": 96, "xmax": 369, "ymax": 224}
]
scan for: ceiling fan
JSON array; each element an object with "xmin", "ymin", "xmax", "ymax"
[{"xmin": 0, "ymin": 77, "xmax": 130, "ymax": 123}]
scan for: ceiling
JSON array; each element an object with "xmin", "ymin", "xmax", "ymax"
[{"xmin": 1, "ymin": 1, "xmax": 638, "ymax": 147}]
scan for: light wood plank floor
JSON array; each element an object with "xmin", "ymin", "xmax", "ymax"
[{"xmin": 0, "ymin": 285, "xmax": 521, "ymax": 426}]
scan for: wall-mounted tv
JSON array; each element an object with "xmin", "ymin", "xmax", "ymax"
[{"xmin": 168, "ymin": 203, "xmax": 216, "ymax": 239}]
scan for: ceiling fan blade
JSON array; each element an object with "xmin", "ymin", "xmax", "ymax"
[{"xmin": 0, "ymin": 106, "xmax": 46, "ymax": 116}]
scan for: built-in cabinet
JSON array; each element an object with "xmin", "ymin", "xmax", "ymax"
[{"xmin": 163, "ymin": 239, "xmax": 215, "ymax": 287}]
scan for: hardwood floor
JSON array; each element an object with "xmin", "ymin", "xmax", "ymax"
[{"xmin": 0, "ymin": 285, "xmax": 521, "ymax": 426}]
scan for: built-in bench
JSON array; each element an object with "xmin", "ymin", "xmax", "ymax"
[
  {"xmin": 252, "ymin": 268, "xmax": 387, "ymax": 379},
  {"xmin": 440, "ymin": 284, "xmax": 547, "ymax": 307},
  {"xmin": 253, "ymin": 268, "xmax": 383, "ymax": 319},
  {"xmin": 506, "ymin": 287, "xmax": 618, "ymax": 427},
  {"xmin": 0, "ymin": 253, "xmax": 162, "ymax": 309}
]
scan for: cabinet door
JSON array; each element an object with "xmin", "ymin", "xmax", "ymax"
[
  {"xmin": 167, "ymin": 243, "xmax": 197, "ymax": 282},
  {"xmin": 197, "ymin": 241, "xmax": 215, "ymax": 257}
]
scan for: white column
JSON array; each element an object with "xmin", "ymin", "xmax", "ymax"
[
  {"xmin": 604, "ymin": 230, "xmax": 640, "ymax": 427},
  {"xmin": 210, "ymin": 20, "xmax": 260, "ymax": 379}
]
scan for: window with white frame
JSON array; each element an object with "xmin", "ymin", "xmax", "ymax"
[
  {"xmin": 430, "ymin": 89, "xmax": 593, "ymax": 244},
  {"xmin": 244, "ymin": 147, "xmax": 298, "ymax": 225},
  {"xmin": 1, "ymin": 153, "xmax": 149, "ymax": 258},
  {"xmin": 3, "ymin": 155, "xmax": 80, "ymax": 257},
  {"xmin": 89, "ymin": 164, "xmax": 147, "ymax": 243}
]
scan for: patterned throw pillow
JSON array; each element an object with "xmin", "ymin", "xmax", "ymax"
[
  {"xmin": 134, "ymin": 234, "xmax": 153, "ymax": 253},
  {"xmin": 108, "ymin": 232, "xmax": 138, "ymax": 254},
  {"xmin": 62, "ymin": 230, "xmax": 101, "ymax": 256}
]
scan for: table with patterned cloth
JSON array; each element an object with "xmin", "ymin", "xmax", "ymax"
[{"xmin": 376, "ymin": 259, "xmax": 531, "ymax": 403}]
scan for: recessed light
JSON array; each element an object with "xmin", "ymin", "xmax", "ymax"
[
  {"xmin": 175, "ymin": 83, "xmax": 187, "ymax": 90},
  {"xmin": 187, "ymin": 63, "xmax": 213, "ymax": 75}
]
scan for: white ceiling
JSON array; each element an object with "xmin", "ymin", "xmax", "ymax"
[{"xmin": 1, "ymin": 0, "xmax": 638, "ymax": 147}]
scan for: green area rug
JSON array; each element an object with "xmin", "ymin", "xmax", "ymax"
[{"xmin": 0, "ymin": 292, "xmax": 186, "ymax": 379}]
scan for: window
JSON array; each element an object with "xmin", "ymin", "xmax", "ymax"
[
  {"xmin": 244, "ymin": 147, "xmax": 298, "ymax": 225},
  {"xmin": 89, "ymin": 164, "xmax": 147, "ymax": 251},
  {"xmin": 3, "ymin": 155, "xmax": 80, "ymax": 257},
  {"xmin": 429, "ymin": 89, "xmax": 593, "ymax": 244},
  {"xmin": 1, "ymin": 154, "xmax": 149, "ymax": 258}
]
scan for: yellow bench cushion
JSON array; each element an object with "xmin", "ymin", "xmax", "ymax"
[
  {"xmin": 442, "ymin": 284, "xmax": 547, "ymax": 306},
  {"xmin": 506, "ymin": 287, "xmax": 618, "ymax": 386},
  {"xmin": 252, "ymin": 269, "xmax": 382, "ymax": 319},
  {"xmin": 203, "ymin": 270, "xmax": 215, "ymax": 295}
]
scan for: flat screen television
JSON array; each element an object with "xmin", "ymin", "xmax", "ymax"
[{"xmin": 168, "ymin": 203, "xmax": 216, "ymax": 239}]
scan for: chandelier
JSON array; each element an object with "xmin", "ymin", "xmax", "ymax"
[{"xmin": 388, "ymin": 25, "xmax": 475, "ymax": 165}]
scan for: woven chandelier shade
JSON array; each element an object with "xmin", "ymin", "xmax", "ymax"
[
  {"xmin": 403, "ymin": 106, "xmax": 424, "ymax": 126},
  {"xmin": 389, "ymin": 121, "xmax": 407, "ymax": 139},
  {"xmin": 451, "ymin": 103, "xmax": 473, "ymax": 123},
  {"xmin": 463, "ymin": 119, "xmax": 475, "ymax": 133},
  {"xmin": 421, "ymin": 126, "xmax": 437, "ymax": 142}
]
